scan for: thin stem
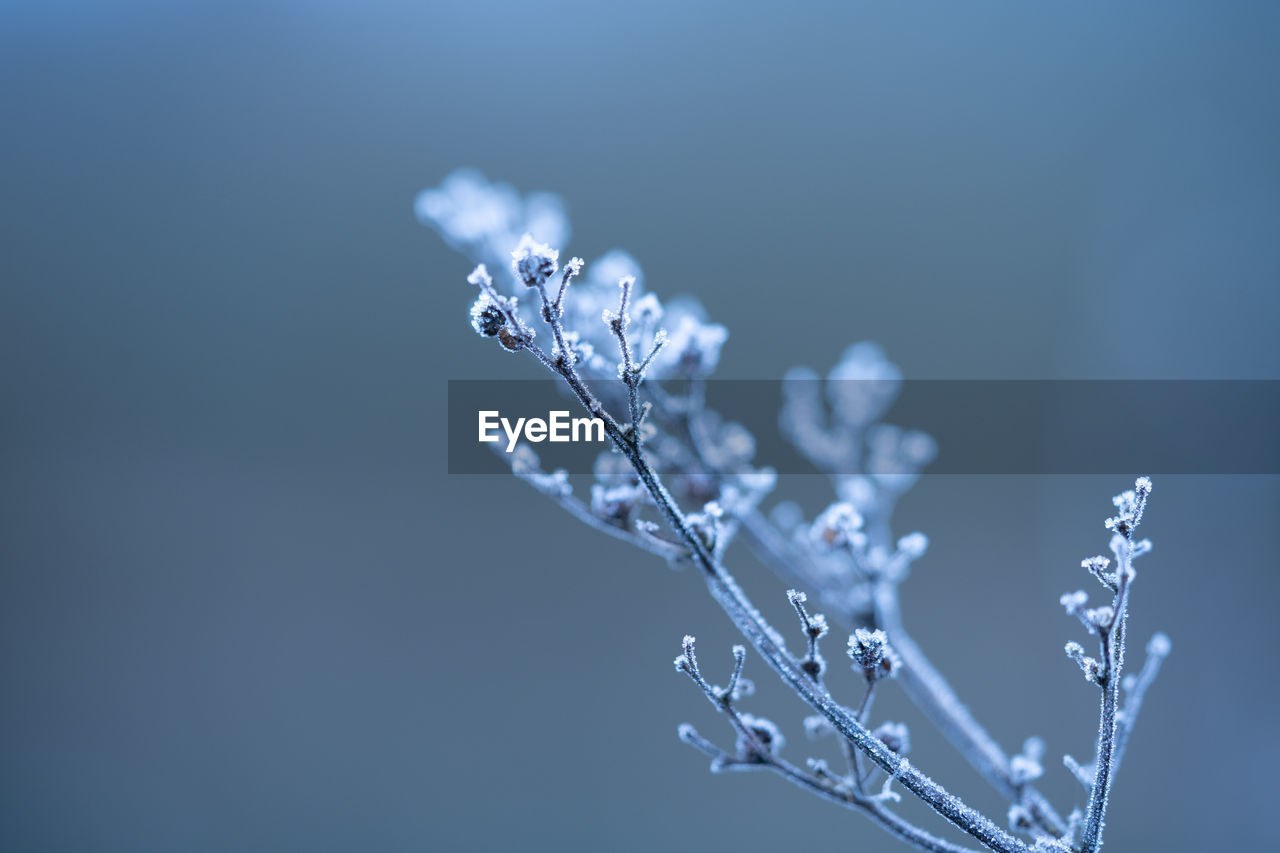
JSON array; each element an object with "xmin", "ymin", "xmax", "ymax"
[
  {"xmin": 1078, "ymin": 554, "xmax": 1133, "ymax": 853},
  {"xmin": 680, "ymin": 724, "xmax": 985, "ymax": 853},
  {"xmin": 1111, "ymin": 633, "xmax": 1170, "ymax": 776},
  {"xmin": 872, "ymin": 581, "xmax": 1068, "ymax": 838},
  {"xmin": 731, "ymin": 505, "xmax": 1065, "ymax": 838},
  {"xmin": 526, "ymin": 288, "xmax": 1030, "ymax": 853}
]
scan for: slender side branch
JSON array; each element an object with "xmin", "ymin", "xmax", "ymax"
[{"xmin": 523, "ymin": 282, "xmax": 1031, "ymax": 853}]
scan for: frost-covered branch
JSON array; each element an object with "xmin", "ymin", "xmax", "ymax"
[
  {"xmin": 1060, "ymin": 478, "xmax": 1159, "ymax": 853},
  {"xmin": 418, "ymin": 171, "xmax": 1172, "ymax": 853}
]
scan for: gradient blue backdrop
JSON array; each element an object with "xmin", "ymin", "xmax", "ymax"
[{"xmin": 2, "ymin": 2, "xmax": 1278, "ymax": 851}]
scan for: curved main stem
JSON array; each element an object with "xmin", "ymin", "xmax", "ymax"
[{"xmin": 521, "ymin": 311, "xmax": 1030, "ymax": 853}]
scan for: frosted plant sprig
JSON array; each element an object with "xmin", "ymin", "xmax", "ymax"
[
  {"xmin": 419, "ymin": 171, "xmax": 1172, "ymax": 853},
  {"xmin": 1058, "ymin": 478, "xmax": 1162, "ymax": 853},
  {"xmin": 467, "ymin": 229, "xmax": 1031, "ymax": 853}
]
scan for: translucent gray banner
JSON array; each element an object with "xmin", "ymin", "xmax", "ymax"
[{"xmin": 447, "ymin": 380, "xmax": 1280, "ymax": 475}]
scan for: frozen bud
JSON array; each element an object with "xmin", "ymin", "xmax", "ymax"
[
  {"xmin": 826, "ymin": 342, "xmax": 902, "ymax": 427},
  {"xmin": 807, "ymin": 612, "xmax": 829, "ymax": 640},
  {"xmin": 1085, "ymin": 605, "xmax": 1114, "ymax": 629},
  {"xmin": 803, "ymin": 715, "xmax": 833, "ymax": 739},
  {"xmin": 633, "ymin": 292, "xmax": 664, "ymax": 324},
  {"xmin": 1008, "ymin": 803, "xmax": 1035, "ymax": 832},
  {"xmin": 1010, "ymin": 750, "xmax": 1044, "ymax": 785},
  {"xmin": 590, "ymin": 483, "xmax": 639, "ymax": 525},
  {"xmin": 738, "ymin": 466, "xmax": 777, "ymax": 496},
  {"xmin": 511, "ymin": 233, "xmax": 559, "ymax": 287},
  {"xmin": 469, "ymin": 294, "xmax": 506, "ymax": 337},
  {"xmin": 873, "ymin": 721, "xmax": 910, "ymax": 755},
  {"xmin": 552, "ymin": 329, "xmax": 593, "ymax": 365},
  {"xmin": 1065, "ymin": 641, "xmax": 1101, "ymax": 683},
  {"xmin": 497, "ymin": 325, "xmax": 528, "ymax": 352},
  {"xmin": 1082, "ymin": 555, "xmax": 1110, "ymax": 573},
  {"xmin": 1134, "ymin": 476, "xmax": 1152, "ymax": 497},
  {"xmin": 735, "ymin": 714, "xmax": 784, "ymax": 761},
  {"xmin": 466, "ymin": 264, "xmax": 493, "ymax": 288},
  {"xmin": 1082, "ymin": 555, "xmax": 1115, "ymax": 589},
  {"xmin": 837, "ymin": 476, "xmax": 877, "ymax": 511},
  {"xmin": 1059, "ymin": 590, "xmax": 1088, "ymax": 617},
  {"xmin": 686, "ymin": 511, "xmax": 719, "ymax": 552},
  {"xmin": 1147, "ymin": 632, "xmax": 1172, "ymax": 657},
  {"xmin": 897, "ymin": 532, "xmax": 929, "ymax": 559},
  {"xmin": 810, "ymin": 502, "xmax": 865, "ymax": 552},
  {"xmin": 848, "ymin": 627, "xmax": 898, "ymax": 681},
  {"xmin": 656, "ymin": 313, "xmax": 728, "ymax": 377},
  {"xmin": 510, "ymin": 444, "xmax": 539, "ymax": 477}
]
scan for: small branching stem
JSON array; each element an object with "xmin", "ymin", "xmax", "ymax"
[{"xmin": 525, "ymin": 283, "xmax": 1032, "ymax": 853}]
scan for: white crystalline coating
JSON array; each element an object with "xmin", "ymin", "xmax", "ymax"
[
  {"xmin": 1085, "ymin": 605, "xmax": 1114, "ymax": 627},
  {"xmin": 653, "ymin": 314, "xmax": 728, "ymax": 377},
  {"xmin": 837, "ymin": 476, "xmax": 878, "ymax": 511},
  {"xmin": 803, "ymin": 715, "xmax": 832, "ymax": 739},
  {"xmin": 806, "ymin": 757, "xmax": 830, "ymax": 775},
  {"xmin": 826, "ymin": 342, "xmax": 903, "ymax": 427},
  {"xmin": 736, "ymin": 713, "xmax": 784, "ymax": 756},
  {"xmin": 1010, "ymin": 753, "xmax": 1044, "ymax": 785},
  {"xmin": 510, "ymin": 444, "xmax": 540, "ymax": 476},
  {"xmin": 873, "ymin": 721, "xmax": 911, "ymax": 755},
  {"xmin": 416, "ymin": 170, "xmax": 569, "ymax": 277},
  {"xmin": 811, "ymin": 502, "xmax": 864, "ymax": 552},
  {"xmin": 897, "ymin": 532, "xmax": 929, "ymax": 559},
  {"xmin": 737, "ymin": 466, "xmax": 777, "ymax": 496},
  {"xmin": 469, "ymin": 292, "xmax": 505, "ymax": 337},
  {"xmin": 1147, "ymin": 632, "xmax": 1172, "ymax": 657},
  {"xmin": 633, "ymin": 292, "xmax": 664, "ymax": 324},
  {"xmin": 510, "ymin": 233, "xmax": 559, "ymax": 287},
  {"xmin": 424, "ymin": 175, "xmax": 1172, "ymax": 851},
  {"xmin": 848, "ymin": 627, "xmax": 889, "ymax": 667},
  {"xmin": 1059, "ymin": 590, "xmax": 1088, "ymax": 614}
]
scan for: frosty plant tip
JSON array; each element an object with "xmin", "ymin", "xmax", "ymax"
[{"xmin": 418, "ymin": 169, "xmax": 1171, "ymax": 853}]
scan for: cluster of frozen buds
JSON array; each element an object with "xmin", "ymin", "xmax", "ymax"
[{"xmin": 419, "ymin": 171, "xmax": 1172, "ymax": 853}]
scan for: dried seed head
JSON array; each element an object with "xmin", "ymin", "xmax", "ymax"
[
  {"xmin": 848, "ymin": 628, "xmax": 898, "ymax": 681},
  {"xmin": 511, "ymin": 233, "xmax": 559, "ymax": 287},
  {"xmin": 469, "ymin": 295, "xmax": 506, "ymax": 337},
  {"xmin": 735, "ymin": 713, "xmax": 784, "ymax": 761},
  {"xmin": 873, "ymin": 721, "xmax": 911, "ymax": 755}
]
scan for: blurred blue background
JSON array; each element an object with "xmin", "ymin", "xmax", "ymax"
[{"xmin": 2, "ymin": 1, "xmax": 1277, "ymax": 850}]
